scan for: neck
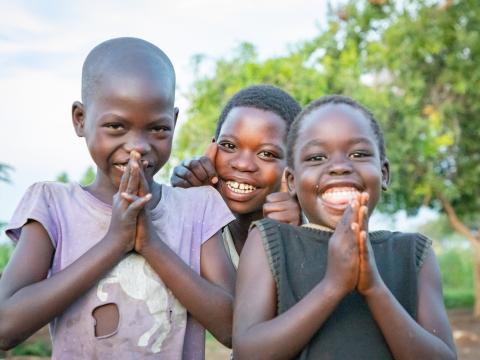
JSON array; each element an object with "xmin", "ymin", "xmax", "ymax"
[{"xmin": 228, "ymin": 210, "xmax": 263, "ymax": 255}]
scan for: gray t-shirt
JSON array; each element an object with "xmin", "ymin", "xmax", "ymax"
[{"xmin": 6, "ymin": 182, "xmax": 234, "ymax": 360}]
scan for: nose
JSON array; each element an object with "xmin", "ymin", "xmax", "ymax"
[
  {"xmin": 328, "ymin": 154, "xmax": 352, "ymax": 176},
  {"xmin": 124, "ymin": 132, "xmax": 151, "ymax": 155},
  {"xmin": 230, "ymin": 151, "xmax": 258, "ymax": 172}
]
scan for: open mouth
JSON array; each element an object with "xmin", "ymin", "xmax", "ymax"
[
  {"xmin": 321, "ymin": 187, "xmax": 361, "ymax": 205},
  {"xmin": 114, "ymin": 164, "xmax": 127, "ymax": 173},
  {"xmin": 226, "ymin": 180, "xmax": 257, "ymax": 194}
]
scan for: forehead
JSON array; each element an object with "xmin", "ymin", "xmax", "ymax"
[
  {"xmin": 220, "ymin": 106, "xmax": 287, "ymax": 143},
  {"xmin": 298, "ymin": 104, "xmax": 376, "ymax": 146}
]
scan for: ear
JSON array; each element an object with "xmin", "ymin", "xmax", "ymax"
[
  {"xmin": 381, "ymin": 159, "xmax": 390, "ymax": 191},
  {"xmin": 72, "ymin": 101, "xmax": 86, "ymax": 137},
  {"xmin": 284, "ymin": 166, "xmax": 297, "ymax": 197},
  {"xmin": 173, "ymin": 107, "xmax": 179, "ymax": 127}
]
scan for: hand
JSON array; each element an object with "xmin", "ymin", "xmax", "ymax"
[
  {"xmin": 170, "ymin": 142, "xmax": 218, "ymax": 188},
  {"xmin": 323, "ymin": 202, "xmax": 360, "ymax": 296},
  {"xmin": 110, "ymin": 152, "xmax": 152, "ymax": 253},
  {"xmin": 119, "ymin": 152, "xmax": 156, "ymax": 255},
  {"xmin": 263, "ymin": 192, "xmax": 301, "ymax": 225},
  {"xmin": 353, "ymin": 193, "xmax": 384, "ymax": 296}
]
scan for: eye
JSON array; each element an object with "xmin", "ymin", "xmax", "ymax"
[
  {"xmin": 349, "ymin": 151, "xmax": 372, "ymax": 159},
  {"xmin": 258, "ymin": 150, "xmax": 278, "ymax": 160},
  {"xmin": 105, "ymin": 123, "xmax": 124, "ymax": 131},
  {"xmin": 306, "ymin": 154, "xmax": 327, "ymax": 162},
  {"xmin": 150, "ymin": 125, "xmax": 170, "ymax": 133},
  {"xmin": 218, "ymin": 141, "xmax": 236, "ymax": 151}
]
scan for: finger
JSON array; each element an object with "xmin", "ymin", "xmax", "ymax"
[
  {"xmin": 198, "ymin": 156, "xmax": 218, "ymax": 185},
  {"xmin": 126, "ymin": 160, "xmax": 140, "ymax": 195},
  {"xmin": 175, "ymin": 160, "xmax": 208, "ymax": 186},
  {"xmin": 170, "ymin": 174, "xmax": 194, "ymax": 188},
  {"xmin": 126, "ymin": 193, "xmax": 152, "ymax": 214},
  {"xmin": 361, "ymin": 192, "xmax": 369, "ymax": 207},
  {"xmin": 280, "ymin": 169, "xmax": 288, "ymax": 192},
  {"xmin": 265, "ymin": 210, "xmax": 300, "ymax": 226},
  {"xmin": 204, "ymin": 141, "xmax": 218, "ymax": 164},
  {"xmin": 265, "ymin": 191, "xmax": 291, "ymax": 203},
  {"xmin": 121, "ymin": 192, "xmax": 138, "ymax": 203},
  {"xmin": 138, "ymin": 166, "xmax": 150, "ymax": 197},
  {"xmin": 360, "ymin": 205, "xmax": 369, "ymax": 233},
  {"xmin": 118, "ymin": 161, "xmax": 131, "ymax": 193},
  {"xmin": 188, "ymin": 157, "xmax": 211, "ymax": 184}
]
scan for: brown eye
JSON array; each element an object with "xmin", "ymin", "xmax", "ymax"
[{"xmin": 219, "ymin": 141, "xmax": 235, "ymax": 150}]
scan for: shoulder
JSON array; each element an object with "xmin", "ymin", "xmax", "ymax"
[
  {"xmin": 164, "ymin": 184, "xmax": 221, "ymax": 202},
  {"xmin": 25, "ymin": 181, "xmax": 76, "ymax": 198},
  {"xmin": 373, "ymin": 231, "xmax": 432, "ymax": 270}
]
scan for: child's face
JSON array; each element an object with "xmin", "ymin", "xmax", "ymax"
[
  {"xmin": 73, "ymin": 74, "xmax": 177, "ymax": 192},
  {"xmin": 215, "ymin": 107, "xmax": 287, "ymax": 216},
  {"xmin": 286, "ymin": 104, "xmax": 389, "ymax": 229}
]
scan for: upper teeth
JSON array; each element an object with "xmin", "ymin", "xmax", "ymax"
[
  {"xmin": 321, "ymin": 187, "xmax": 360, "ymax": 201},
  {"xmin": 226, "ymin": 181, "xmax": 256, "ymax": 193}
]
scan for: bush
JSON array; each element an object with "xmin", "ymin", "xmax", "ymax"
[
  {"xmin": 437, "ymin": 248, "xmax": 474, "ymax": 309},
  {"xmin": 11, "ymin": 339, "xmax": 52, "ymax": 357},
  {"xmin": 0, "ymin": 244, "xmax": 13, "ymax": 273}
]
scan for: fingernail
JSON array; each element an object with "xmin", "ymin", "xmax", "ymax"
[
  {"xmin": 145, "ymin": 193, "xmax": 152, "ymax": 200},
  {"xmin": 211, "ymin": 176, "xmax": 218, "ymax": 184}
]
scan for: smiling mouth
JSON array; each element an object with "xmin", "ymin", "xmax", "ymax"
[
  {"xmin": 321, "ymin": 187, "xmax": 360, "ymax": 205},
  {"xmin": 226, "ymin": 180, "xmax": 257, "ymax": 194},
  {"xmin": 114, "ymin": 164, "xmax": 127, "ymax": 173}
]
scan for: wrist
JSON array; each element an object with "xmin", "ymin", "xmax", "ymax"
[
  {"xmin": 362, "ymin": 280, "xmax": 388, "ymax": 301},
  {"xmin": 320, "ymin": 277, "xmax": 349, "ymax": 301}
]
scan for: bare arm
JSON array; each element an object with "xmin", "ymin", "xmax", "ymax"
[
  {"xmin": 364, "ymin": 247, "xmax": 456, "ymax": 360},
  {"xmin": 140, "ymin": 231, "xmax": 235, "ymax": 347},
  {"xmin": 233, "ymin": 223, "xmax": 358, "ymax": 360},
  {"xmin": 0, "ymin": 220, "xmax": 131, "ymax": 349}
]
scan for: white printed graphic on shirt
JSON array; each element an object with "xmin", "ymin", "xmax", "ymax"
[{"xmin": 97, "ymin": 253, "xmax": 186, "ymax": 353}]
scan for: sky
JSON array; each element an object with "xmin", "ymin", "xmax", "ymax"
[{"xmin": 0, "ymin": 0, "xmax": 437, "ymax": 240}]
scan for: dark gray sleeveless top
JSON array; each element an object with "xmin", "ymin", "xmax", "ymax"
[{"xmin": 253, "ymin": 219, "xmax": 431, "ymax": 360}]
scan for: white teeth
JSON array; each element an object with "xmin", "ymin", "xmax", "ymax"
[
  {"xmin": 226, "ymin": 181, "xmax": 256, "ymax": 194},
  {"xmin": 114, "ymin": 164, "xmax": 126, "ymax": 172},
  {"xmin": 321, "ymin": 187, "xmax": 360, "ymax": 202}
]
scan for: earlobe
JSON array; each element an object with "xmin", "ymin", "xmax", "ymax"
[
  {"xmin": 72, "ymin": 101, "xmax": 86, "ymax": 137},
  {"xmin": 381, "ymin": 159, "xmax": 390, "ymax": 191},
  {"xmin": 284, "ymin": 167, "xmax": 297, "ymax": 197}
]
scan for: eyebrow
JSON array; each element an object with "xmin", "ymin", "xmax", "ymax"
[
  {"xmin": 300, "ymin": 137, "xmax": 375, "ymax": 150},
  {"xmin": 219, "ymin": 134, "xmax": 285, "ymax": 154}
]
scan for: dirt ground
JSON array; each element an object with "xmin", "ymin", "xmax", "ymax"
[{"xmin": 1, "ymin": 309, "xmax": 478, "ymax": 359}]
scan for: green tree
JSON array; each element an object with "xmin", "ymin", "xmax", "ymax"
[{"xmin": 175, "ymin": 0, "xmax": 480, "ymax": 315}]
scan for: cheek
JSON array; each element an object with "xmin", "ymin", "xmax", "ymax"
[
  {"xmin": 262, "ymin": 163, "xmax": 285, "ymax": 188},
  {"xmin": 214, "ymin": 152, "xmax": 229, "ymax": 176}
]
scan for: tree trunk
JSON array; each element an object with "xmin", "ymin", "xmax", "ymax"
[
  {"xmin": 437, "ymin": 193, "xmax": 480, "ymax": 317},
  {"xmin": 474, "ymin": 249, "xmax": 480, "ymax": 318}
]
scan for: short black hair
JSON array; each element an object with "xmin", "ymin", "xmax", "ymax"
[
  {"xmin": 81, "ymin": 37, "xmax": 175, "ymax": 106},
  {"xmin": 287, "ymin": 94, "xmax": 386, "ymax": 168},
  {"xmin": 215, "ymin": 85, "xmax": 301, "ymax": 139}
]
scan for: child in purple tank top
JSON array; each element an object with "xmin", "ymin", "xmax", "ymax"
[{"xmin": 0, "ymin": 37, "xmax": 235, "ymax": 360}]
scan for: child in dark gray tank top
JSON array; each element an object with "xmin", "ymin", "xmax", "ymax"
[{"xmin": 233, "ymin": 95, "xmax": 456, "ymax": 359}]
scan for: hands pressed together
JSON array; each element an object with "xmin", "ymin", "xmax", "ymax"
[
  {"xmin": 325, "ymin": 192, "xmax": 384, "ymax": 298},
  {"xmin": 109, "ymin": 151, "xmax": 156, "ymax": 255}
]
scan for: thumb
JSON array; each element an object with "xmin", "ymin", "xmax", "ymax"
[
  {"xmin": 205, "ymin": 140, "xmax": 218, "ymax": 164},
  {"xmin": 280, "ymin": 169, "xmax": 288, "ymax": 193},
  {"xmin": 205, "ymin": 140, "xmax": 219, "ymax": 185}
]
